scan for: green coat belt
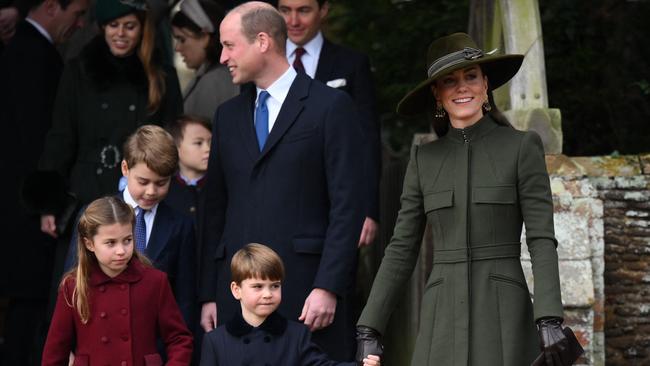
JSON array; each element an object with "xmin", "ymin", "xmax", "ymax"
[{"xmin": 358, "ymin": 116, "xmax": 564, "ymax": 366}]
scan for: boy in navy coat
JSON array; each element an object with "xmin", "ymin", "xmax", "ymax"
[
  {"xmin": 200, "ymin": 243, "xmax": 381, "ymax": 366},
  {"xmin": 63, "ymin": 125, "xmax": 197, "ymax": 331}
]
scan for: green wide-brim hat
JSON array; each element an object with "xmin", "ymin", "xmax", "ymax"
[
  {"xmin": 397, "ymin": 32, "xmax": 524, "ymax": 116},
  {"xmin": 96, "ymin": 0, "xmax": 147, "ymax": 26}
]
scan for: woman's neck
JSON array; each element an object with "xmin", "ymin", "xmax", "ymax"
[{"xmin": 449, "ymin": 113, "xmax": 484, "ymax": 130}]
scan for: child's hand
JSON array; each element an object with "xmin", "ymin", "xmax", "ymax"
[{"xmin": 363, "ymin": 354, "xmax": 380, "ymax": 366}]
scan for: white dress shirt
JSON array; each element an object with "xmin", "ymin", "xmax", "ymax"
[
  {"xmin": 26, "ymin": 17, "xmax": 53, "ymax": 44},
  {"xmin": 123, "ymin": 188, "xmax": 158, "ymax": 247},
  {"xmin": 255, "ymin": 66, "xmax": 297, "ymax": 132},
  {"xmin": 286, "ymin": 31, "xmax": 324, "ymax": 79}
]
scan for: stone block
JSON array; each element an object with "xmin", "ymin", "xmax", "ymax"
[
  {"xmin": 521, "ymin": 259, "xmax": 594, "ymax": 307},
  {"xmin": 641, "ymin": 153, "xmax": 650, "ymax": 175},
  {"xmin": 504, "ymin": 108, "xmax": 563, "ymax": 154}
]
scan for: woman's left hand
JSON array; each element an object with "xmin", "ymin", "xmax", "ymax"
[
  {"xmin": 362, "ymin": 354, "xmax": 380, "ymax": 366},
  {"xmin": 537, "ymin": 317, "xmax": 570, "ymax": 365}
]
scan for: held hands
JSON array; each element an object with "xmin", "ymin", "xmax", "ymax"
[
  {"xmin": 200, "ymin": 302, "xmax": 217, "ymax": 332},
  {"xmin": 537, "ymin": 317, "xmax": 570, "ymax": 366},
  {"xmin": 299, "ymin": 288, "xmax": 336, "ymax": 331},
  {"xmin": 355, "ymin": 326, "xmax": 384, "ymax": 365},
  {"xmin": 358, "ymin": 217, "xmax": 378, "ymax": 247}
]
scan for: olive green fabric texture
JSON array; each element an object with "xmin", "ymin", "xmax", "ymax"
[{"xmin": 358, "ymin": 116, "xmax": 564, "ymax": 366}]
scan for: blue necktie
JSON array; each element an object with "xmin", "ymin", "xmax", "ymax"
[
  {"xmin": 135, "ymin": 207, "xmax": 147, "ymax": 253},
  {"xmin": 255, "ymin": 91, "xmax": 270, "ymax": 150}
]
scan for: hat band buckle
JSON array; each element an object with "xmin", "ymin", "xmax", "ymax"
[{"xmin": 427, "ymin": 47, "xmax": 487, "ymax": 78}]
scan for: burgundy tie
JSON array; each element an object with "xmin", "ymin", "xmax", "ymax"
[{"xmin": 293, "ymin": 47, "xmax": 306, "ymax": 73}]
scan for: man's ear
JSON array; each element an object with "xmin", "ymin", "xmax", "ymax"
[
  {"xmin": 230, "ymin": 281, "xmax": 242, "ymax": 300},
  {"xmin": 44, "ymin": 0, "xmax": 61, "ymax": 16},
  {"xmin": 121, "ymin": 160, "xmax": 129, "ymax": 177},
  {"xmin": 256, "ymin": 32, "xmax": 270, "ymax": 53},
  {"xmin": 319, "ymin": 1, "xmax": 329, "ymax": 19}
]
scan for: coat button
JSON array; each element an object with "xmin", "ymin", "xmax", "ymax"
[
  {"xmin": 96, "ymin": 168, "xmax": 103, "ymax": 175},
  {"xmin": 121, "ymin": 308, "xmax": 128, "ymax": 315},
  {"xmin": 190, "ymin": 206, "xmax": 196, "ymax": 213},
  {"xmin": 121, "ymin": 361, "xmax": 127, "ymax": 366},
  {"xmin": 243, "ymin": 338, "xmax": 250, "ymax": 344},
  {"xmin": 121, "ymin": 334, "xmax": 129, "ymax": 341},
  {"xmin": 101, "ymin": 336, "xmax": 108, "ymax": 343},
  {"xmin": 263, "ymin": 335, "xmax": 271, "ymax": 343},
  {"xmin": 128, "ymin": 104, "xmax": 136, "ymax": 111},
  {"xmin": 120, "ymin": 284, "xmax": 127, "ymax": 290},
  {"xmin": 99, "ymin": 286, "xmax": 106, "ymax": 292},
  {"xmin": 100, "ymin": 312, "xmax": 107, "ymax": 319},
  {"xmin": 101, "ymin": 102, "xmax": 108, "ymax": 109}
]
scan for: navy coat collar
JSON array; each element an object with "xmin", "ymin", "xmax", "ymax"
[{"xmin": 225, "ymin": 310, "xmax": 288, "ymax": 337}]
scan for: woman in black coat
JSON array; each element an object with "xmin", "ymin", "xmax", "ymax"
[{"xmin": 38, "ymin": 0, "xmax": 182, "ymax": 236}]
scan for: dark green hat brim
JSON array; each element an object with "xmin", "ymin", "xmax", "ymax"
[{"xmin": 396, "ymin": 53, "xmax": 524, "ymax": 116}]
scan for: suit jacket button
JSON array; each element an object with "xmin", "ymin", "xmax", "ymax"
[
  {"xmin": 129, "ymin": 104, "xmax": 136, "ymax": 111},
  {"xmin": 101, "ymin": 336, "xmax": 108, "ymax": 343},
  {"xmin": 243, "ymin": 338, "xmax": 250, "ymax": 344},
  {"xmin": 96, "ymin": 168, "xmax": 103, "ymax": 175},
  {"xmin": 101, "ymin": 103, "xmax": 108, "ymax": 109},
  {"xmin": 100, "ymin": 311, "xmax": 107, "ymax": 318}
]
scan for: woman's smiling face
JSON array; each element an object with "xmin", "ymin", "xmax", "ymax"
[
  {"xmin": 432, "ymin": 65, "xmax": 489, "ymax": 128},
  {"xmin": 103, "ymin": 13, "xmax": 142, "ymax": 58}
]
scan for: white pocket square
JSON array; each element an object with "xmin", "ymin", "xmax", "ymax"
[{"xmin": 326, "ymin": 78, "xmax": 347, "ymax": 88}]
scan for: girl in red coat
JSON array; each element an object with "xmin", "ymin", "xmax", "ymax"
[{"xmin": 42, "ymin": 196, "xmax": 193, "ymax": 366}]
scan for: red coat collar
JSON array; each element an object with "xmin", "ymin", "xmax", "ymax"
[{"xmin": 88, "ymin": 259, "xmax": 144, "ymax": 286}]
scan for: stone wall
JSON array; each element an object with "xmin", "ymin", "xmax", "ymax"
[{"xmin": 543, "ymin": 153, "xmax": 650, "ymax": 365}]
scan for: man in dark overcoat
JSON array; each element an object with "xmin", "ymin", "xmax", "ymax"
[
  {"xmin": 0, "ymin": 0, "xmax": 87, "ymax": 363},
  {"xmin": 199, "ymin": 1, "xmax": 365, "ymax": 361},
  {"xmin": 278, "ymin": 0, "xmax": 381, "ymax": 247}
]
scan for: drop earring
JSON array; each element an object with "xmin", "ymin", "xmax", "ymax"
[{"xmin": 434, "ymin": 101, "xmax": 446, "ymax": 118}]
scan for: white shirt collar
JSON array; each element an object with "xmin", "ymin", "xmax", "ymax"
[
  {"xmin": 26, "ymin": 17, "xmax": 53, "ymax": 44},
  {"xmin": 122, "ymin": 186, "xmax": 159, "ymax": 217},
  {"xmin": 286, "ymin": 32, "xmax": 323, "ymax": 78},
  {"xmin": 256, "ymin": 65, "xmax": 297, "ymax": 106}
]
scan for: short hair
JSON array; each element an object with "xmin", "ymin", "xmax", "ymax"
[
  {"xmin": 237, "ymin": 4, "xmax": 287, "ymax": 54},
  {"xmin": 123, "ymin": 125, "xmax": 178, "ymax": 177},
  {"xmin": 171, "ymin": 0, "xmax": 225, "ymax": 64},
  {"xmin": 166, "ymin": 114, "xmax": 212, "ymax": 147},
  {"xmin": 231, "ymin": 243, "xmax": 285, "ymax": 284},
  {"xmin": 25, "ymin": 0, "xmax": 72, "ymax": 11}
]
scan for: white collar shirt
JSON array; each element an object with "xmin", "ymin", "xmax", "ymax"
[
  {"xmin": 26, "ymin": 17, "xmax": 53, "ymax": 44},
  {"xmin": 255, "ymin": 66, "xmax": 297, "ymax": 132},
  {"xmin": 286, "ymin": 31, "xmax": 324, "ymax": 79},
  {"xmin": 122, "ymin": 188, "xmax": 158, "ymax": 247}
]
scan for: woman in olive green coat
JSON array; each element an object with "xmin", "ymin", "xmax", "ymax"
[{"xmin": 355, "ymin": 33, "xmax": 568, "ymax": 366}]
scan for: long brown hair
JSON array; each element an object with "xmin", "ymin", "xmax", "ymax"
[
  {"xmin": 61, "ymin": 196, "xmax": 151, "ymax": 324},
  {"xmin": 135, "ymin": 11, "xmax": 166, "ymax": 114}
]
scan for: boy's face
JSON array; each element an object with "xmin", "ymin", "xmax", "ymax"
[
  {"xmin": 121, "ymin": 161, "xmax": 170, "ymax": 210},
  {"xmin": 231, "ymin": 277, "xmax": 282, "ymax": 326},
  {"xmin": 178, "ymin": 123, "xmax": 211, "ymax": 175}
]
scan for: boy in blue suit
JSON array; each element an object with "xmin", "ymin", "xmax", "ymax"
[
  {"xmin": 200, "ymin": 243, "xmax": 381, "ymax": 366},
  {"xmin": 64, "ymin": 125, "xmax": 197, "ymax": 331}
]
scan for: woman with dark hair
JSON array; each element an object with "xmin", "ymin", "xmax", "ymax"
[
  {"xmin": 355, "ymin": 33, "xmax": 573, "ymax": 365},
  {"xmin": 38, "ymin": 0, "xmax": 182, "ymax": 236},
  {"xmin": 172, "ymin": 0, "xmax": 237, "ymax": 120}
]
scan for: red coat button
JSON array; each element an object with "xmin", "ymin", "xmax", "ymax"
[
  {"xmin": 100, "ymin": 312, "xmax": 107, "ymax": 318},
  {"xmin": 120, "ymin": 284, "xmax": 127, "ymax": 290},
  {"xmin": 121, "ymin": 308, "xmax": 128, "ymax": 315},
  {"xmin": 121, "ymin": 334, "xmax": 129, "ymax": 341},
  {"xmin": 99, "ymin": 286, "xmax": 106, "ymax": 292},
  {"xmin": 121, "ymin": 361, "xmax": 127, "ymax": 366},
  {"xmin": 101, "ymin": 336, "xmax": 108, "ymax": 343}
]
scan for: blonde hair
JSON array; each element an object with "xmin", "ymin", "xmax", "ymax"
[
  {"xmin": 123, "ymin": 125, "xmax": 178, "ymax": 177},
  {"xmin": 231, "ymin": 243, "xmax": 285, "ymax": 284},
  {"xmin": 61, "ymin": 196, "xmax": 151, "ymax": 324}
]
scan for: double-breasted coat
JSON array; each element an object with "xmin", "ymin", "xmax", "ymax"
[
  {"xmin": 39, "ymin": 36, "xmax": 182, "ymax": 205},
  {"xmin": 42, "ymin": 260, "xmax": 193, "ymax": 366},
  {"xmin": 358, "ymin": 116, "xmax": 564, "ymax": 366},
  {"xmin": 199, "ymin": 311, "xmax": 356, "ymax": 366}
]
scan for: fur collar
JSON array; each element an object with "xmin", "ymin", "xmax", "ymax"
[
  {"xmin": 225, "ymin": 310, "xmax": 288, "ymax": 337},
  {"xmin": 81, "ymin": 35, "xmax": 147, "ymax": 90}
]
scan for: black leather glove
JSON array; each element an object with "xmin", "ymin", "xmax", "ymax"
[
  {"xmin": 355, "ymin": 325, "xmax": 383, "ymax": 365},
  {"xmin": 537, "ymin": 317, "xmax": 570, "ymax": 366}
]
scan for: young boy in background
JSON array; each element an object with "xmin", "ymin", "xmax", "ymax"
[{"xmin": 200, "ymin": 243, "xmax": 381, "ymax": 366}]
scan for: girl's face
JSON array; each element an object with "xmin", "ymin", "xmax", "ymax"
[
  {"xmin": 84, "ymin": 223, "xmax": 134, "ymax": 277},
  {"xmin": 103, "ymin": 14, "xmax": 142, "ymax": 57},
  {"xmin": 172, "ymin": 26, "xmax": 210, "ymax": 70},
  {"xmin": 431, "ymin": 65, "xmax": 489, "ymax": 128}
]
